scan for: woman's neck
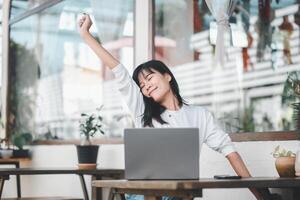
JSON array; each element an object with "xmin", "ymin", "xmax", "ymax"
[{"xmin": 160, "ymin": 91, "xmax": 180, "ymax": 111}]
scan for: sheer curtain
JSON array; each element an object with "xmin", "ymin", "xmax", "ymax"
[
  {"xmin": 205, "ymin": 0, "xmax": 237, "ymax": 66},
  {"xmin": 206, "ymin": 0, "xmax": 242, "ymax": 132}
]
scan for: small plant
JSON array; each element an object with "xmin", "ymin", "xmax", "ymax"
[
  {"xmin": 271, "ymin": 145, "xmax": 296, "ymax": 158},
  {"xmin": 10, "ymin": 132, "xmax": 33, "ymax": 150},
  {"xmin": 79, "ymin": 106, "xmax": 105, "ymax": 145}
]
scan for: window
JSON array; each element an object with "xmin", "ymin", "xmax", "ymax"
[
  {"xmin": 9, "ymin": 0, "xmax": 134, "ymax": 139},
  {"xmin": 154, "ymin": 0, "xmax": 300, "ymax": 133}
]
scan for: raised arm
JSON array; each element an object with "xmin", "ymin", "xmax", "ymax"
[
  {"xmin": 78, "ymin": 14, "xmax": 119, "ymax": 69},
  {"xmin": 78, "ymin": 14, "xmax": 145, "ymax": 122}
]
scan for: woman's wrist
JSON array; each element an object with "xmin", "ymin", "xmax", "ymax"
[{"xmin": 79, "ymin": 30, "xmax": 91, "ymax": 38}]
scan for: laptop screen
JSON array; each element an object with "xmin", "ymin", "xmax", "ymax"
[{"xmin": 124, "ymin": 128, "xmax": 199, "ymax": 180}]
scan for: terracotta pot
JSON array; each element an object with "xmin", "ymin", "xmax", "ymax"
[{"xmin": 275, "ymin": 157, "xmax": 296, "ymax": 177}]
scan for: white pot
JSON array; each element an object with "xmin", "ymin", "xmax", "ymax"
[{"xmin": 0, "ymin": 149, "xmax": 13, "ymax": 159}]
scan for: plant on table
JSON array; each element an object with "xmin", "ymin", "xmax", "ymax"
[
  {"xmin": 271, "ymin": 145, "xmax": 296, "ymax": 177},
  {"xmin": 77, "ymin": 106, "xmax": 106, "ymax": 169},
  {"xmin": 79, "ymin": 106, "xmax": 105, "ymax": 145}
]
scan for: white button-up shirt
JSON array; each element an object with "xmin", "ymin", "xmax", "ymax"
[{"xmin": 112, "ymin": 64, "xmax": 236, "ymax": 156}]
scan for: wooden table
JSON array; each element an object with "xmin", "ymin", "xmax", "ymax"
[
  {"xmin": 0, "ymin": 158, "xmax": 31, "ymax": 198},
  {"xmin": 0, "ymin": 168, "xmax": 124, "ymax": 200},
  {"xmin": 92, "ymin": 177, "xmax": 300, "ymax": 200}
]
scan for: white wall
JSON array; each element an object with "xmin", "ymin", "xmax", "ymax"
[{"xmin": 1, "ymin": 141, "xmax": 299, "ymax": 199}]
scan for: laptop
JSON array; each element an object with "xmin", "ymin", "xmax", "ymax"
[{"xmin": 124, "ymin": 128, "xmax": 199, "ymax": 180}]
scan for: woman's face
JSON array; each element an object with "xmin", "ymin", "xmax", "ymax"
[{"xmin": 138, "ymin": 68, "xmax": 172, "ymax": 102}]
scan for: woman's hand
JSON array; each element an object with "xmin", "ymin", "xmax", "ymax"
[{"xmin": 78, "ymin": 14, "xmax": 92, "ymax": 36}]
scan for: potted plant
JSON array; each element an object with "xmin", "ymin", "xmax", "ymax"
[
  {"xmin": 272, "ymin": 145, "xmax": 296, "ymax": 177},
  {"xmin": 10, "ymin": 132, "xmax": 33, "ymax": 158},
  {"xmin": 77, "ymin": 107, "xmax": 105, "ymax": 169}
]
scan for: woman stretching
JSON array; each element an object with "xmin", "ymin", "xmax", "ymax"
[{"xmin": 78, "ymin": 14, "xmax": 266, "ymax": 200}]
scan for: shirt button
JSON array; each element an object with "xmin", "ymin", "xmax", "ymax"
[{"xmin": 169, "ymin": 114, "xmax": 172, "ymax": 117}]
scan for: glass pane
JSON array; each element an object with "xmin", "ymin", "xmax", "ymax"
[
  {"xmin": 10, "ymin": 0, "xmax": 50, "ymax": 19},
  {"xmin": 155, "ymin": 0, "xmax": 300, "ymax": 133},
  {"xmin": 155, "ymin": 0, "xmax": 194, "ymax": 66},
  {"xmin": 9, "ymin": 0, "xmax": 134, "ymax": 139}
]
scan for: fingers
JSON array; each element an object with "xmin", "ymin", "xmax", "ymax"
[
  {"xmin": 78, "ymin": 14, "xmax": 92, "ymax": 27},
  {"xmin": 78, "ymin": 18, "xmax": 85, "ymax": 27},
  {"xmin": 78, "ymin": 15, "xmax": 87, "ymax": 27}
]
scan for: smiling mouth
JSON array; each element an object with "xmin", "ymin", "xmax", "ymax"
[{"xmin": 149, "ymin": 87, "xmax": 158, "ymax": 96}]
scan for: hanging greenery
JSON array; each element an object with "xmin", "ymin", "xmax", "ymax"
[
  {"xmin": 282, "ymin": 71, "xmax": 300, "ymax": 131},
  {"xmin": 8, "ymin": 40, "xmax": 38, "ymax": 138},
  {"xmin": 282, "ymin": 72, "xmax": 300, "ymax": 105}
]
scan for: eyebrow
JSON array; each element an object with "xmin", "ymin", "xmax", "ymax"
[
  {"xmin": 145, "ymin": 73, "xmax": 153, "ymax": 78},
  {"xmin": 139, "ymin": 72, "xmax": 153, "ymax": 85}
]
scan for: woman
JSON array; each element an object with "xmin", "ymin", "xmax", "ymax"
[{"xmin": 78, "ymin": 14, "xmax": 265, "ymax": 200}]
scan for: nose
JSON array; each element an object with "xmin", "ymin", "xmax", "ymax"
[{"xmin": 145, "ymin": 82, "xmax": 151, "ymax": 91}]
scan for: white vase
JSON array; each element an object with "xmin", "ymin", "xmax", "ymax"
[
  {"xmin": 0, "ymin": 149, "xmax": 13, "ymax": 159},
  {"xmin": 295, "ymin": 149, "xmax": 300, "ymax": 176}
]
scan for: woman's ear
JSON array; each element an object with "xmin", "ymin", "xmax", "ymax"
[{"xmin": 164, "ymin": 73, "xmax": 172, "ymax": 82}]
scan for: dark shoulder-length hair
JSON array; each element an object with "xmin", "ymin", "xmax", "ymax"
[{"xmin": 132, "ymin": 60, "xmax": 186, "ymax": 127}]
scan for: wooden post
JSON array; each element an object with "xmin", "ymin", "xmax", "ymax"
[{"xmin": 134, "ymin": 0, "xmax": 154, "ymax": 66}]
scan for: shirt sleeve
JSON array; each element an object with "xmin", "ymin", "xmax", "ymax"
[
  {"xmin": 111, "ymin": 64, "xmax": 145, "ymax": 121},
  {"xmin": 203, "ymin": 110, "xmax": 236, "ymax": 156}
]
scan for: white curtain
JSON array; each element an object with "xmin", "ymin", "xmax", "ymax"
[{"xmin": 205, "ymin": 0, "xmax": 237, "ymax": 66}]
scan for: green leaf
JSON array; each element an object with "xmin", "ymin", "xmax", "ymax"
[
  {"xmin": 274, "ymin": 145, "xmax": 280, "ymax": 152},
  {"xmin": 79, "ymin": 106, "xmax": 106, "ymax": 140}
]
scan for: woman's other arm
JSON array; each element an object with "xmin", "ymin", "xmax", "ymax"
[
  {"xmin": 203, "ymin": 110, "xmax": 272, "ymax": 199},
  {"xmin": 78, "ymin": 14, "xmax": 119, "ymax": 69},
  {"xmin": 226, "ymin": 152, "xmax": 272, "ymax": 200}
]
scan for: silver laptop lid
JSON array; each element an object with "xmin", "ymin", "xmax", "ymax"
[{"xmin": 124, "ymin": 128, "xmax": 199, "ymax": 180}]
